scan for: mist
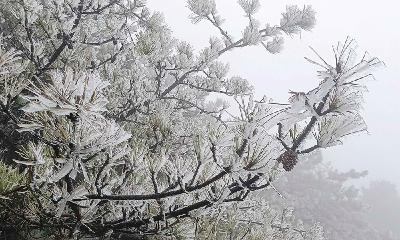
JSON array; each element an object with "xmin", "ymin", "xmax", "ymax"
[
  {"xmin": 0, "ymin": 0, "xmax": 398, "ymax": 238},
  {"xmin": 147, "ymin": 0, "xmax": 400, "ymax": 188},
  {"xmin": 147, "ymin": 0, "xmax": 400, "ymax": 238}
]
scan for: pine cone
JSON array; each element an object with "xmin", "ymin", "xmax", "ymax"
[{"xmin": 277, "ymin": 150, "xmax": 298, "ymax": 172}]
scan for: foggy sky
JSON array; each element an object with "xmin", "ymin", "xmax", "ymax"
[{"xmin": 146, "ymin": 0, "xmax": 400, "ymax": 188}]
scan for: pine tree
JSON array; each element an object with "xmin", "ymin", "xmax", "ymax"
[
  {"xmin": 0, "ymin": 0, "xmax": 381, "ymax": 239},
  {"xmin": 266, "ymin": 151, "xmax": 399, "ymax": 240}
]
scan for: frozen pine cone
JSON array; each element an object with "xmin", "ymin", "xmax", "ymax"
[{"xmin": 277, "ymin": 150, "xmax": 298, "ymax": 172}]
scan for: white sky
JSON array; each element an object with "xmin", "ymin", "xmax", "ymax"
[{"xmin": 146, "ymin": 0, "xmax": 400, "ymax": 188}]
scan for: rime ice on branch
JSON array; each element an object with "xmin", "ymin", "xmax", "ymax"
[{"xmin": 0, "ymin": 0, "xmax": 381, "ymax": 239}]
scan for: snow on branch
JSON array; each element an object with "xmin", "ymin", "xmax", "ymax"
[{"xmin": 0, "ymin": 0, "xmax": 381, "ymax": 239}]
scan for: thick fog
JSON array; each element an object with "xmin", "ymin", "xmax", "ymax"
[
  {"xmin": 147, "ymin": 0, "xmax": 400, "ymax": 238},
  {"xmin": 147, "ymin": 0, "xmax": 400, "ymax": 188},
  {"xmin": 0, "ymin": 0, "xmax": 398, "ymax": 238}
]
